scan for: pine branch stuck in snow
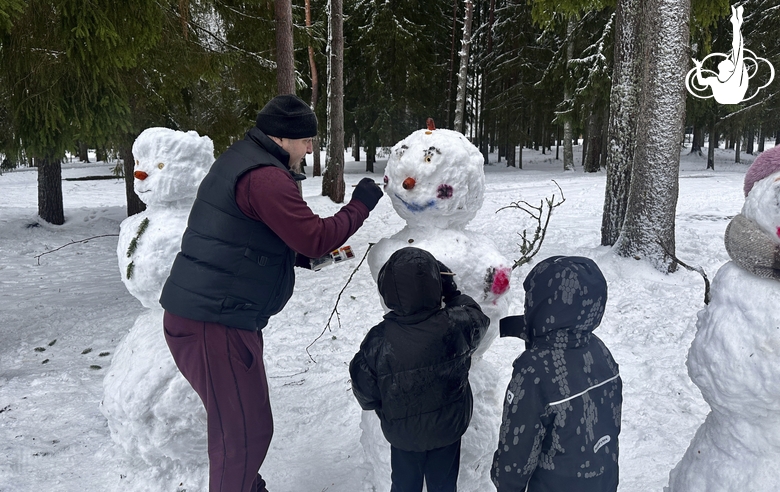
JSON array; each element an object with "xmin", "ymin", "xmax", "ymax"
[
  {"xmin": 306, "ymin": 243, "xmax": 375, "ymax": 363},
  {"xmin": 497, "ymin": 180, "xmax": 565, "ymax": 270}
]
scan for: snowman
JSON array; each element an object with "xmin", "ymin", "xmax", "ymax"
[
  {"xmin": 666, "ymin": 146, "xmax": 780, "ymax": 492},
  {"xmin": 101, "ymin": 127, "xmax": 214, "ymax": 490},
  {"xmin": 361, "ymin": 120, "xmax": 512, "ymax": 491}
]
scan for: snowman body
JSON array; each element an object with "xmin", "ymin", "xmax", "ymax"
[
  {"xmin": 667, "ymin": 172, "xmax": 780, "ymax": 492},
  {"xmin": 363, "ymin": 127, "xmax": 511, "ymax": 491},
  {"xmin": 102, "ymin": 128, "xmax": 214, "ymax": 490}
]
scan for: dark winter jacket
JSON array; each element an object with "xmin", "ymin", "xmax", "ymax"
[
  {"xmin": 160, "ymin": 128, "xmax": 302, "ymax": 331},
  {"xmin": 349, "ymin": 247, "xmax": 490, "ymax": 452},
  {"xmin": 492, "ymin": 256, "xmax": 622, "ymax": 492}
]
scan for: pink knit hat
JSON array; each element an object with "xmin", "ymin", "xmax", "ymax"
[{"xmin": 744, "ymin": 145, "xmax": 780, "ymax": 196}]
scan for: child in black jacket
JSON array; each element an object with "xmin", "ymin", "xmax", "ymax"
[
  {"xmin": 492, "ymin": 256, "xmax": 622, "ymax": 492},
  {"xmin": 350, "ymin": 247, "xmax": 490, "ymax": 492}
]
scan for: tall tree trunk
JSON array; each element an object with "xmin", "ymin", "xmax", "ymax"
[
  {"xmin": 758, "ymin": 125, "xmax": 765, "ymax": 152},
  {"xmin": 353, "ymin": 128, "xmax": 361, "ymax": 163},
  {"xmin": 453, "ymin": 0, "xmax": 473, "ymax": 134},
  {"xmin": 601, "ymin": 0, "xmax": 642, "ymax": 246},
  {"xmin": 735, "ymin": 130, "xmax": 741, "ymax": 163},
  {"xmin": 583, "ymin": 110, "xmax": 604, "ymax": 173},
  {"xmin": 615, "ymin": 0, "xmax": 689, "ymax": 273},
  {"xmin": 707, "ymin": 117, "xmax": 716, "ymax": 170},
  {"xmin": 275, "ymin": 0, "xmax": 295, "ymax": 95},
  {"xmin": 305, "ymin": 0, "xmax": 321, "ymax": 177},
  {"xmin": 322, "ymin": 0, "xmax": 345, "ymax": 203},
  {"xmin": 446, "ymin": 0, "xmax": 459, "ymax": 128},
  {"xmin": 689, "ymin": 125, "xmax": 703, "ymax": 155},
  {"xmin": 366, "ymin": 143, "xmax": 375, "ymax": 173},
  {"xmin": 746, "ymin": 127, "xmax": 754, "ymax": 155},
  {"xmin": 121, "ymin": 145, "xmax": 146, "ymax": 217},
  {"xmin": 562, "ymin": 16, "xmax": 576, "ymax": 171},
  {"xmin": 38, "ymin": 155, "xmax": 64, "ymax": 225},
  {"xmin": 78, "ymin": 142, "xmax": 89, "ymax": 162}
]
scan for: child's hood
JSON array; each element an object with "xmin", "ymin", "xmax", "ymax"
[
  {"xmin": 520, "ymin": 256, "xmax": 607, "ymax": 343},
  {"xmin": 377, "ymin": 247, "xmax": 443, "ymax": 317}
]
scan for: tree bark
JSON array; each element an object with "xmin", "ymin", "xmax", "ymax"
[
  {"xmin": 322, "ymin": 0, "xmax": 345, "ymax": 203},
  {"xmin": 707, "ymin": 116, "xmax": 716, "ymax": 169},
  {"xmin": 38, "ymin": 155, "xmax": 64, "ymax": 225},
  {"xmin": 446, "ymin": 0, "xmax": 459, "ymax": 128},
  {"xmin": 305, "ymin": 0, "xmax": 321, "ymax": 176},
  {"xmin": 601, "ymin": 0, "xmax": 642, "ymax": 246},
  {"xmin": 121, "ymin": 145, "xmax": 146, "ymax": 216},
  {"xmin": 79, "ymin": 142, "xmax": 89, "ymax": 162},
  {"xmin": 735, "ymin": 130, "xmax": 741, "ymax": 163},
  {"xmin": 615, "ymin": 0, "xmax": 689, "ymax": 273},
  {"xmin": 275, "ymin": 0, "xmax": 296, "ymax": 95},
  {"xmin": 562, "ymin": 15, "xmax": 576, "ymax": 171},
  {"xmin": 453, "ymin": 0, "xmax": 473, "ymax": 134},
  {"xmin": 758, "ymin": 125, "xmax": 765, "ymax": 152}
]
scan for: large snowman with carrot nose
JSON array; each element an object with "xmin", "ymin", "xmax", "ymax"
[
  {"xmin": 361, "ymin": 120, "xmax": 512, "ymax": 491},
  {"xmin": 102, "ymin": 127, "xmax": 214, "ymax": 490}
]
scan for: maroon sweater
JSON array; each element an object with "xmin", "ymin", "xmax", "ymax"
[{"xmin": 235, "ymin": 166, "xmax": 369, "ymax": 259}]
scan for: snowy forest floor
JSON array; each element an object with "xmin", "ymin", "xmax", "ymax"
[{"xmin": 0, "ymin": 143, "xmax": 765, "ymax": 491}]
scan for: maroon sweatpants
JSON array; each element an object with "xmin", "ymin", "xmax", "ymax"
[{"xmin": 164, "ymin": 311, "xmax": 273, "ymax": 492}]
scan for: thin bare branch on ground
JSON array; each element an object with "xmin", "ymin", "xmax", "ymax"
[
  {"xmin": 656, "ymin": 238, "xmax": 711, "ymax": 304},
  {"xmin": 34, "ymin": 234, "xmax": 120, "ymax": 265},
  {"xmin": 306, "ymin": 243, "xmax": 374, "ymax": 363}
]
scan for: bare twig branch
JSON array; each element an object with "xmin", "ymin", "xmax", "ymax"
[
  {"xmin": 497, "ymin": 181, "xmax": 565, "ymax": 269},
  {"xmin": 656, "ymin": 238, "xmax": 710, "ymax": 304},
  {"xmin": 34, "ymin": 234, "xmax": 119, "ymax": 265},
  {"xmin": 306, "ymin": 243, "xmax": 375, "ymax": 363}
]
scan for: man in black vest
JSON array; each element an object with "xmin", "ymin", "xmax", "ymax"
[{"xmin": 160, "ymin": 94, "xmax": 383, "ymax": 492}]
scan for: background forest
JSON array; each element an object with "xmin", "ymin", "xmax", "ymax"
[{"xmin": 0, "ymin": 0, "xmax": 778, "ymax": 267}]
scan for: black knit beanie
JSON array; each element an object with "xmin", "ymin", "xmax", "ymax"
[{"xmin": 255, "ymin": 94, "xmax": 318, "ymax": 139}]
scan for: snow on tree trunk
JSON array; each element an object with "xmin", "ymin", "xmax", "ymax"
[
  {"xmin": 275, "ymin": 0, "xmax": 295, "ymax": 95},
  {"xmin": 615, "ymin": 0, "xmax": 690, "ymax": 273},
  {"xmin": 601, "ymin": 0, "xmax": 642, "ymax": 246},
  {"xmin": 453, "ymin": 0, "xmax": 473, "ymax": 134},
  {"xmin": 322, "ymin": 0, "xmax": 345, "ymax": 203},
  {"xmin": 562, "ymin": 16, "xmax": 576, "ymax": 171},
  {"xmin": 37, "ymin": 155, "xmax": 64, "ymax": 225}
]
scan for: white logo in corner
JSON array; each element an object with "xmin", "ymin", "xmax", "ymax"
[
  {"xmin": 593, "ymin": 435, "xmax": 611, "ymax": 453},
  {"xmin": 685, "ymin": 6, "xmax": 774, "ymax": 105}
]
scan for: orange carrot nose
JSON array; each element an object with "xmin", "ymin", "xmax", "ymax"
[
  {"xmin": 402, "ymin": 177, "xmax": 416, "ymax": 190},
  {"xmin": 426, "ymin": 118, "xmax": 435, "ymax": 131},
  {"xmin": 134, "ymin": 170, "xmax": 148, "ymax": 180}
]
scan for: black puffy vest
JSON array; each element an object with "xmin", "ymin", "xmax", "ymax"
[{"xmin": 160, "ymin": 129, "xmax": 297, "ymax": 330}]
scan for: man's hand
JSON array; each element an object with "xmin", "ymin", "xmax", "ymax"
[{"xmin": 352, "ymin": 178, "xmax": 383, "ymax": 211}]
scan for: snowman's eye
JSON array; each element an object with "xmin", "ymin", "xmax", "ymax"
[{"xmin": 157, "ymin": 162, "xmax": 165, "ymax": 170}]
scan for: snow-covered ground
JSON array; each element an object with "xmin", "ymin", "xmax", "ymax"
[{"xmin": 0, "ymin": 142, "xmax": 768, "ymax": 491}]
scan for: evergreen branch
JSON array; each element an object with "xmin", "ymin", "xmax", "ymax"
[
  {"xmin": 34, "ymin": 234, "xmax": 120, "ymax": 265},
  {"xmin": 306, "ymin": 243, "xmax": 375, "ymax": 363}
]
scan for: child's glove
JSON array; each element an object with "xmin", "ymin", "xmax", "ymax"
[{"xmin": 437, "ymin": 260, "xmax": 461, "ymax": 302}]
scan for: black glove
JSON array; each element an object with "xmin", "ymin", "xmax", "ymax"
[
  {"xmin": 437, "ymin": 260, "xmax": 461, "ymax": 302},
  {"xmin": 352, "ymin": 177, "xmax": 383, "ymax": 211}
]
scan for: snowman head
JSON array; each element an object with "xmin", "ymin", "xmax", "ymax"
[
  {"xmin": 131, "ymin": 128, "xmax": 214, "ymax": 206},
  {"xmin": 383, "ymin": 126, "xmax": 484, "ymax": 229},
  {"xmin": 742, "ymin": 169, "xmax": 780, "ymax": 244}
]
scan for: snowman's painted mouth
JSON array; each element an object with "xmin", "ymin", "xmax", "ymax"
[{"xmin": 395, "ymin": 193, "xmax": 436, "ymax": 212}]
